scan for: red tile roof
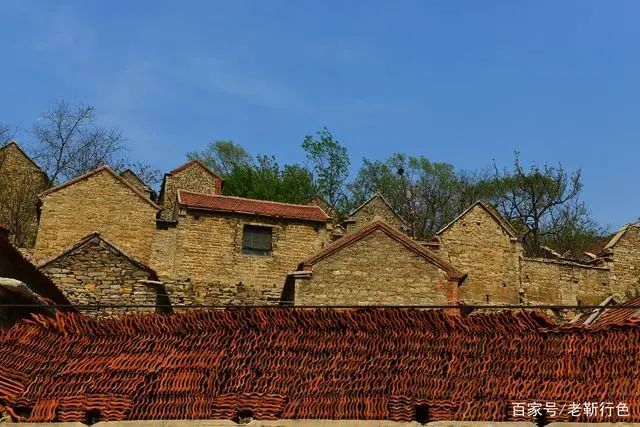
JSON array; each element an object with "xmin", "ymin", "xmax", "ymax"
[
  {"xmin": 589, "ymin": 297, "xmax": 640, "ymax": 327},
  {"xmin": 1, "ymin": 308, "xmax": 640, "ymax": 423},
  {"xmin": 178, "ymin": 191, "xmax": 329, "ymax": 222}
]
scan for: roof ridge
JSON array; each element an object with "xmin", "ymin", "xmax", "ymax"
[
  {"xmin": 0, "ymin": 140, "xmax": 46, "ymax": 174},
  {"xmin": 348, "ymin": 192, "xmax": 408, "ymax": 226},
  {"xmin": 169, "ymin": 159, "xmax": 223, "ymax": 180},
  {"xmin": 436, "ymin": 201, "xmax": 517, "ymax": 238},
  {"xmin": 37, "ymin": 231, "xmax": 157, "ymax": 276},
  {"xmin": 39, "ymin": 165, "xmax": 160, "ymax": 210},
  {"xmin": 179, "ymin": 190, "xmax": 328, "ymax": 211}
]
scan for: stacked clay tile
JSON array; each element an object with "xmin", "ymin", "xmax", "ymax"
[{"xmin": 1, "ymin": 308, "xmax": 640, "ymax": 423}]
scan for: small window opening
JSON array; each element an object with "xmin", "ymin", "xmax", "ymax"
[
  {"xmin": 485, "ymin": 294, "xmax": 490, "ymax": 302},
  {"xmin": 415, "ymin": 404, "xmax": 429, "ymax": 424},
  {"xmin": 85, "ymin": 409, "xmax": 101, "ymax": 425},
  {"xmin": 242, "ymin": 225, "xmax": 272, "ymax": 256},
  {"xmin": 235, "ymin": 408, "xmax": 254, "ymax": 424},
  {"xmin": 577, "ymin": 299, "xmax": 582, "ymax": 306}
]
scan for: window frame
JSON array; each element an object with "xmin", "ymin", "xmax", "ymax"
[{"xmin": 241, "ymin": 224, "xmax": 273, "ymax": 256}]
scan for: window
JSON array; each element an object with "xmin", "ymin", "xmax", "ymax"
[{"xmin": 242, "ymin": 225, "xmax": 272, "ymax": 256}]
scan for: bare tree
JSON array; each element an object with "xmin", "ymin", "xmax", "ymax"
[
  {"xmin": 0, "ymin": 123, "xmax": 14, "ymax": 146},
  {"xmin": 491, "ymin": 153, "xmax": 591, "ymax": 256},
  {"xmin": 32, "ymin": 101, "xmax": 125, "ymax": 184}
]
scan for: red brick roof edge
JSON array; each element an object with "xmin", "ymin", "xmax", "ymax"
[{"xmin": 178, "ymin": 190, "xmax": 330, "ymax": 223}]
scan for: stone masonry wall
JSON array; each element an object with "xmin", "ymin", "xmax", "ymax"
[
  {"xmin": 40, "ymin": 236, "xmax": 157, "ymax": 317},
  {"xmin": 34, "ymin": 170, "xmax": 158, "ymax": 264},
  {"xmin": 609, "ymin": 224, "xmax": 640, "ymax": 300},
  {"xmin": 295, "ymin": 229, "xmax": 453, "ymax": 306},
  {"xmin": 348, "ymin": 195, "xmax": 406, "ymax": 234},
  {"xmin": 0, "ymin": 143, "xmax": 49, "ymax": 247},
  {"xmin": 437, "ymin": 204, "xmax": 522, "ymax": 305},
  {"xmin": 168, "ymin": 211, "xmax": 328, "ymax": 305},
  {"xmin": 160, "ymin": 163, "xmax": 221, "ymax": 220},
  {"xmin": 520, "ymin": 258, "xmax": 611, "ymax": 306}
]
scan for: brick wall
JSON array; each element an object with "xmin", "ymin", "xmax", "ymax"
[
  {"xmin": 0, "ymin": 143, "xmax": 49, "ymax": 247},
  {"xmin": 166, "ymin": 211, "xmax": 328, "ymax": 304},
  {"xmin": 520, "ymin": 258, "xmax": 611, "ymax": 306},
  {"xmin": 160, "ymin": 162, "xmax": 221, "ymax": 220},
  {"xmin": 34, "ymin": 169, "xmax": 158, "ymax": 264},
  {"xmin": 39, "ymin": 235, "xmax": 158, "ymax": 317},
  {"xmin": 437, "ymin": 204, "xmax": 522, "ymax": 305},
  {"xmin": 294, "ymin": 229, "xmax": 454, "ymax": 306}
]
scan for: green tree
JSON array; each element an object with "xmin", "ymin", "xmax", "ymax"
[
  {"xmin": 348, "ymin": 153, "xmax": 492, "ymax": 239},
  {"xmin": 187, "ymin": 140, "xmax": 252, "ymax": 175},
  {"xmin": 222, "ymin": 155, "xmax": 314, "ymax": 204},
  {"xmin": 302, "ymin": 128, "xmax": 350, "ymax": 214}
]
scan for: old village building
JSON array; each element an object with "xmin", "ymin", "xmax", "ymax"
[
  {"xmin": 0, "ymin": 141, "xmax": 50, "ymax": 247},
  {"xmin": 1, "ymin": 142, "xmax": 640, "ymax": 315}
]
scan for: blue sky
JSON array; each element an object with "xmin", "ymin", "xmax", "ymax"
[{"xmin": 1, "ymin": 1, "xmax": 639, "ymax": 229}]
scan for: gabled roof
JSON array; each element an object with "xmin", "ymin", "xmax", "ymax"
[
  {"xmin": 39, "ymin": 165, "xmax": 160, "ymax": 210},
  {"xmin": 178, "ymin": 190, "xmax": 329, "ymax": 223},
  {"xmin": 436, "ymin": 201, "xmax": 518, "ymax": 239},
  {"xmin": 301, "ymin": 220, "xmax": 465, "ymax": 281},
  {"xmin": 348, "ymin": 192, "xmax": 408, "ymax": 226},
  {"xmin": 598, "ymin": 222, "xmax": 640, "ymax": 253},
  {"xmin": 169, "ymin": 159, "xmax": 223, "ymax": 181},
  {"xmin": 0, "ymin": 140, "xmax": 46, "ymax": 174},
  {"xmin": 5, "ymin": 308, "xmax": 640, "ymax": 423},
  {"xmin": 38, "ymin": 232, "xmax": 157, "ymax": 278},
  {"xmin": 120, "ymin": 168, "xmax": 150, "ymax": 190}
]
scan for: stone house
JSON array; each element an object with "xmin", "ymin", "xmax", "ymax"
[
  {"xmin": 286, "ymin": 220, "xmax": 465, "ymax": 306},
  {"xmin": 158, "ymin": 159, "xmax": 223, "ymax": 220},
  {"xmin": 38, "ymin": 232, "xmax": 166, "ymax": 317},
  {"xmin": 0, "ymin": 141, "xmax": 50, "ymax": 247},
  {"xmin": 153, "ymin": 190, "xmax": 330, "ymax": 305},
  {"xmin": 34, "ymin": 165, "xmax": 161, "ymax": 264},
  {"xmin": 429, "ymin": 201, "xmax": 630, "ymax": 308}
]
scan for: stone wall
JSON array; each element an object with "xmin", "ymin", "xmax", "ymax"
[
  {"xmin": 348, "ymin": 195, "xmax": 407, "ymax": 234},
  {"xmin": 39, "ymin": 235, "xmax": 158, "ymax": 317},
  {"xmin": 294, "ymin": 229, "xmax": 454, "ymax": 306},
  {"xmin": 0, "ymin": 142, "xmax": 49, "ymax": 247},
  {"xmin": 437, "ymin": 204, "xmax": 522, "ymax": 305},
  {"xmin": 608, "ymin": 224, "xmax": 640, "ymax": 300},
  {"xmin": 34, "ymin": 169, "xmax": 159, "ymax": 264},
  {"xmin": 520, "ymin": 258, "xmax": 611, "ymax": 306},
  {"xmin": 160, "ymin": 161, "xmax": 221, "ymax": 220},
  {"xmin": 165, "ymin": 210, "xmax": 327, "ymax": 304}
]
